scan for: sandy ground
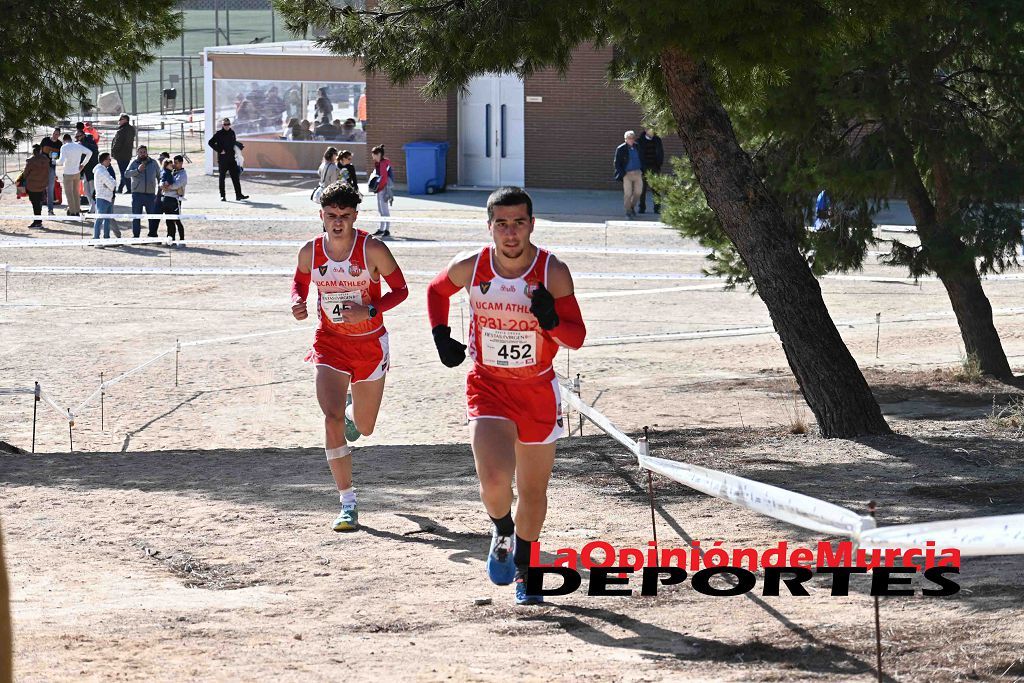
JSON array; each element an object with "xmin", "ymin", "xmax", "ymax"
[{"xmin": 1, "ymin": 169, "xmax": 1024, "ymax": 681}]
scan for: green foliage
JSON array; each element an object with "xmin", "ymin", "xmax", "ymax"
[
  {"xmin": 659, "ymin": 0, "xmax": 1024, "ymax": 286},
  {"xmin": 0, "ymin": 2, "xmax": 182, "ymax": 151}
]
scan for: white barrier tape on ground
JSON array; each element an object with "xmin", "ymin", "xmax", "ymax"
[
  {"xmin": 638, "ymin": 453, "xmax": 875, "ymax": 537},
  {"xmin": 859, "ymin": 514, "xmax": 1024, "ymax": 557},
  {"xmin": 0, "ymin": 237, "xmax": 710, "ymax": 257},
  {"xmin": 37, "ymin": 386, "xmax": 72, "ymax": 422},
  {"xmin": 1, "ymin": 265, "xmax": 719, "ymax": 280},
  {"xmin": 0, "ymin": 213, "xmax": 670, "ymax": 229},
  {"xmin": 559, "ymin": 382, "xmax": 642, "ymax": 456},
  {"xmin": 179, "ymin": 325, "xmax": 310, "ymax": 349},
  {"xmin": 560, "ymin": 376, "xmax": 873, "ymax": 536}
]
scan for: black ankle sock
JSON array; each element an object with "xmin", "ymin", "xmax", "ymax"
[
  {"xmin": 514, "ymin": 535, "xmax": 533, "ymax": 575},
  {"xmin": 489, "ymin": 511, "xmax": 514, "ymax": 537}
]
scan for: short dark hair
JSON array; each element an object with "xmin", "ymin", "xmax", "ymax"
[
  {"xmin": 76, "ymin": 122, "xmax": 85, "ymax": 131},
  {"xmin": 99, "ymin": 152, "xmax": 110, "ymax": 163},
  {"xmin": 62, "ymin": 134, "xmax": 72, "ymax": 141},
  {"xmin": 486, "ymin": 186, "xmax": 533, "ymax": 221},
  {"xmin": 371, "ymin": 145, "xmax": 385, "ymax": 156},
  {"xmin": 32, "ymin": 144, "xmax": 41, "ymax": 155},
  {"xmin": 323, "ymin": 147, "xmax": 337, "ymax": 161},
  {"xmin": 138, "ymin": 145, "xmax": 148, "ymax": 151},
  {"xmin": 339, "ymin": 149, "xmax": 352, "ymax": 160},
  {"xmin": 320, "ymin": 181, "xmax": 362, "ymax": 210},
  {"xmin": 173, "ymin": 155, "xmax": 183, "ymax": 163}
]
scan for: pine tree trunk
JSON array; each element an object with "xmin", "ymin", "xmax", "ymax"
[
  {"xmin": 659, "ymin": 48, "xmax": 890, "ymax": 437},
  {"xmin": 939, "ymin": 267, "xmax": 1014, "ymax": 378},
  {"xmin": 884, "ymin": 124, "xmax": 1014, "ymax": 380}
]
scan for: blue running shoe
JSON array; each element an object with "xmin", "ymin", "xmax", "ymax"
[
  {"xmin": 344, "ymin": 394, "xmax": 360, "ymax": 443},
  {"xmin": 515, "ymin": 574, "xmax": 544, "ymax": 605},
  {"xmin": 486, "ymin": 530, "xmax": 516, "ymax": 585}
]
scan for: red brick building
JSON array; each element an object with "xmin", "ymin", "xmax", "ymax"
[{"xmin": 204, "ymin": 41, "xmax": 680, "ymax": 190}]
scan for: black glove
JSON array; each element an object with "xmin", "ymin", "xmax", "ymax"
[
  {"xmin": 432, "ymin": 325, "xmax": 467, "ymax": 368},
  {"xmin": 529, "ymin": 283, "xmax": 559, "ymax": 330}
]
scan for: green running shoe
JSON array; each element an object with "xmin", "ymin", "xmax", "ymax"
[
  {"xmin": 344, "ymin": 394, "xmax": 360, "ymax": 443},
  {"xmin": 332, "ymin": 503, "xmax": 359, "ymax": 532}
]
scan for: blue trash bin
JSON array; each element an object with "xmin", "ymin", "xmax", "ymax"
[{"xmin": 403, "ymin": 141, "xmax": 449, "ymax": 195}]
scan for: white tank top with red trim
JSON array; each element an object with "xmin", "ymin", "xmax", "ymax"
[
  {"xmin": 311, "ymin": 230, "xmax": 383, "ymax": 337},
  {"xmin": 467, "ymin": 245, "xmax": 558, "ymax": 381}
]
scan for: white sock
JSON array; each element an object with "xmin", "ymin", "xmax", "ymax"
[
  {"xmin": 339, "ymin": 487, "xmax": 357, "ymax": 506},
  {"xmin": 325, "ymin": 445, "xmax": 351, "ymax": 461},
  {"xmin": 344, "ymin": 403, "xmax": 355, "ymax": 422}
]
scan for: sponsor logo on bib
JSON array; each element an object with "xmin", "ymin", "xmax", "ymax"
[
  {"xmin": 479, "ymin": 281, "xmax": 491, "ymax": 294},
  {"xmin": 525, "ymin": 282, "xmax": 539, "ymax": 298},
  {"xmin": 349, "ymin": 264, "xmax": 363, "ymax": 277},
  {"xmin": 318, "ymin": 265, "xmax": 328, "ymax": 276}
]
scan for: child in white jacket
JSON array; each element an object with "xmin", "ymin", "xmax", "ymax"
[{"xmin": 92, "ymin": 153, "xmax": 120, "ymax": 239}]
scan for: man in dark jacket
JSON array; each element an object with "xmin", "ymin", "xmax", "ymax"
[
  {"xmin": 23, "ymin": 146, "xmax": 52, "ymax": 227},
  {"xmin": 207, "ymin": 118, "xmax": 249, "ymax": 201},
  {"xmin": 110, "ymin": 115, "xmax": 137, "ymax": 194},
  {"xmin": 636, "ymin": 126, "xmax": 664, "ymax": 214},
  {"xmin": 613, "ymin": 130, "xmax": 644, "ymax": 219},
  {"xmin": 79, "ymin": 131, "xmax": 99, "ymax": 211}
]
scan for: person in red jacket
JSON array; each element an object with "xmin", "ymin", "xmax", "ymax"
[
  {"xmin": 290, "ymin": 182, "xmax": 409, "ymax": 532},
  {"xmin": 426, "ymin": 186, "xmax": 586, "ymax": 605}
]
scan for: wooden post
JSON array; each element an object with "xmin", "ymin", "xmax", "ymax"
[
  {"xmin": 175, "ymin": 339, "xmax": 180, "ymax": 387},
  {"xmin": 100, "ymin": 372, "xmax": 105, "ymax": 431},
  {"xmin": 875, "ymin": 313, "xmax": 881, "ymax": 359},
  {"xmin": 68, "ymin": 412, "xmax": 74, "ymax": 453}
]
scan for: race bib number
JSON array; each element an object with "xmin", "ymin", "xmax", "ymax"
[
  {"xmin": 321, "ymin": 291, "xmax": 363, "ymax": 323},
  {"xmin": 482, "ymin": 328, "xmax": 536, "ymax": 368}
]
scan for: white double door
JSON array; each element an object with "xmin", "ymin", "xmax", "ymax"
[{"xmin": 459, "ymin": 74, "xmax": 525, "ymax": 187}]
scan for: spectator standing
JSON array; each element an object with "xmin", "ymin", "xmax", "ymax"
[
  {"xmin": 22, "ymin": 145, "xmax": 51, "ymax": 228},
  {"xmin": 813, "ymin": 190, "xmax": 832, "ymax": 230},
  {"xmin": 636, "ymin": 126, "xmax": 664, "ymax": 214},
  {"xmin": 357, "ymin": 92, "xmax": 367, "ymax": 130},
  {"xmin": 125, "ymin": 145, "xmax": 161, "ymax": 238},
  {"xmin": 314, "ymin": 87, "xmax": 333, "ymax": 125},
  {"xmin": 207, "ymin": 118, "xmax": 248, "ymax": 201},
  {"xmin": 159, "ymin": 156, "xmax": 188, "ymax": 244},
  {"xmin": 79, "ymin": 130, "xmax": 99, "ymax": 211},
  {"xmin": 370, "ymin": 145, "xmax": 394, "ymax": 238},
  {"xmin": 92, "ymin": 153, "xmax": 118, "ymax": 240},
  {"xmin": 161, "ymin": 155, "xmax": 187, "ymax": 244},
  {"xmin": 56, "ymin": 133, "xmax": 89, "ymax": 216},
  {"xmin": 338, "ymin": 150, "xmax": 358, "ymax": 191},
  {"xmin": 39, "ymin": 128, "xmax": 63, "ymax": 214},
  {"xmin": 315, "ymin": 148, "xmax": 340, "ymax": 203},
  {"xmin": 613, "ymin": 130, "xmax": 643, "ymax": 219},
  {"xmin": 110, "ymin": 115, "xmax": 137, "ymax": 194}
]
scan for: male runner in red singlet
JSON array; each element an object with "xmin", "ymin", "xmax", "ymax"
[
  {"xmin": 426, "ymin": 187, "xmax": 586, "ymax": 604},
  {"xmin": 291, "ymin": 182, "xmax": 409, "ymax": 531}
]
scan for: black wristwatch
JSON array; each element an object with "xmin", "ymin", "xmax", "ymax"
[{"xmin": 367, "ymin": 303, "xmax": 379, "ymax": 319}]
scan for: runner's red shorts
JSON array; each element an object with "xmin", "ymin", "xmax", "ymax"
[
  {"xmin": 466, "ymin": 367, "xmax": 564, "ymax": 444},
  {"xmin": 305, "ymin": 329, "xmax": 390, "ymax": 383}
]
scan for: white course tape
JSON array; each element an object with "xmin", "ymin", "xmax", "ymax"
[
  {"xmin": 0, "ymin": 213, "xmax": 669, "ymax": 229},
  {"xmin": 561, "ymin": 378, "xmax": 873, "ymax": 536},
  {"xmin": 0, "ymin": 388, "xmax": 34, "ymax": 396},
  {"xmin": 37, "ymin": 386, "xmax": 72, "ymax": 422},
  {"xmin": 638, "ymin": 453, "xmax": 875, "ymax": 537},
  {"xmin": 179, "ymin": 325, "xmax": 309, "ymax": 349},
  {"xmin": 859, "ymin": 513, "xmax": 1024, "ymax": 558},
  {"xmin": 560, "ymin": 381, "xmax": 642, "ymax": 456}
]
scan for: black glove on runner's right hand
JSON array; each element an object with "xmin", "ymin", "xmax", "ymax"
[{"xmin": 432, "ymin": 325, "xmax": 467, "ymax": 368}]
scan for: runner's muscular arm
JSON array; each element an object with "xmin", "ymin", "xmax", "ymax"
[
  {"xmin": 290, "ymin": 241, "xmax": 314, "ymax": 320},
  {"xmin": 427, "ymin": 254, "xmax": 475, "ymax": 328},
  {"xmin": 366, "ymin": 238, "xmax": 409, "ymax": 313},
  {"xmin": 543, "ymin": 256, "xmax": 586, "ymax": 349}
]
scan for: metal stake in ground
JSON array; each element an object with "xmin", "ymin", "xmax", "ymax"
[
  {"xmin": 641, "ymin": 426, "xmax": 659, "ymax": 557},
  {"xmin": 100, "ymin": 372, "xmax": 105, "ymax": 431},
  {"xmin": 175, "ymin": 339, "xmax": 180, "ymax": 387},
  {"xmin": 574, "ymin": 373, "xmax": 583, "ymax": 436},
  {"xmin": 875, "ymin": 313, "xmax": 881, "ymax": 359},
  {"xmin": 68, "ymin": 412, "xmax": 74, "ymax": 453},
  {"xmin": 868, "ymin": 499, "xmax": 883, "ymax": 683},
  {"xmin": 4, "ymin": 263, "xmax": 8, "ymax": 302},
  {"xmin": 32, "ymin": 382, "xmax": 39, "ymax": 454}
]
